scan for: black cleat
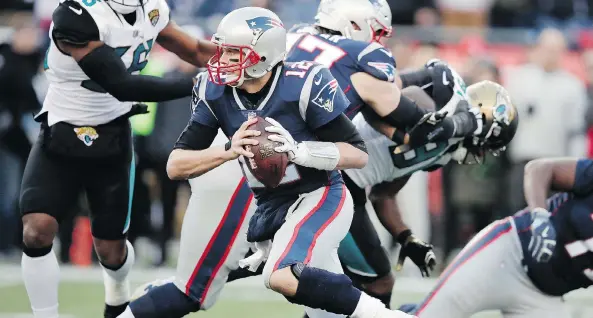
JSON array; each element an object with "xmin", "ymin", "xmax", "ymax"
[{"xmin": 104, "ymin": 302, "xmax": 129, "ymax": 318}]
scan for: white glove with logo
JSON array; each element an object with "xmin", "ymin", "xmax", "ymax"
[
  {"xmin": 528, "ymin": 208, "xmax": 556, "ymax": 263},
  {"xmin": 264, "ymin": 117, "xmax": 340, "ymax": 170}
]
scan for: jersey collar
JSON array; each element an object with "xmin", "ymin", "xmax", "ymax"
[{"xmin": 232, "ymin": 65, "xmax": 283, "ymax": 111}]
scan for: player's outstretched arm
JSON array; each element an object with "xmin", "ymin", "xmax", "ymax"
[
  {"xmin": 351, "ymin": 72, "xmax": 427, "ymax": 138},
  {"xmin": 524, "ymin": 158, "xmax": 580, "ymax": 209},
  {"xmin": 61, "ymin": 40, "xmax": 193, "ymax": 102},
  {"xmin": 167, "ymin": 118, "xmax": 260, "ymax": 180},
  {"xmin": 51, "ymin": 1, "xmax": 193, "ymax": 102},
  {"xmin": 156, "ymin": 21, "xmax": 217, "ymax": 67},
  {"xmin": 361, "ymin": 85, "xmax": 436, "ymax": 142},
  {"xmin": 314, "ymin": 114, "xmax": 369, "ymax": 170}
]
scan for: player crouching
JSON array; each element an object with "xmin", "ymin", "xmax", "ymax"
[
  {"xmin": 118, "ymin": 6, "xmax": 415, "ymax": 318},
  {"xmin": 405, "ymin": 157, "xmax": 593, "ymax": 318}
]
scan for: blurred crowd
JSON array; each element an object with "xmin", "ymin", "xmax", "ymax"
[{"xmin": 1, "ymin": 0, "xmax": 593, "ymax": 269}]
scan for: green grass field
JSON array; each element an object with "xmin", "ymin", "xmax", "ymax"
[
  {"xmin": 2, "ymin": 265, "xmax": 593, "ymax": 318},
  {"xmin": 0, "ymin": 281, "xmax": 429, "ymax": 318}
]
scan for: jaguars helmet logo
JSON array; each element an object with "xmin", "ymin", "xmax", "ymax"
[
  {"xmin": 73, "ymin": 127, "xmax": 99, "ymax": 147},
  {"xmin": 148, "ymin": 9, "xmax": 160, "ymax": 27}
]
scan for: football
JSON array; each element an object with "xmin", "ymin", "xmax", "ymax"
[{"xmin": 243, "ymin": 116, "xmax": 289, "ymax": 188}]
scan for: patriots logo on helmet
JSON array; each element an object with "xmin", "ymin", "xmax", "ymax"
[
  {"xmin": 368, "ymin": 62, "xmax": 396, "ymax": 82},
  {"xmin": 312, "ymin": 78, "xmax": 340, "ymax": 112},
  {"xmin": 246, "ymin": 17, "xmax": 284, "ymax": 44}
]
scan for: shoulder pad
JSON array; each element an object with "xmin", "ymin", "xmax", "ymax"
[
  {"xmin": 52, "ymin": 0, "xmax": 100, "ymax": 46},
  {"xmin": 279, "ymin": 61, "xmax": 324, "ymax": 101},
  {"xmin": 194, "ymin": 71, "xmax": 224, "ymax": 101},
  {"xmin": 146, "ymin": 0, "xmax": 171, "ymax": 32},
  {"xmin": 355, "ymin": 42, "xmax": 397, "ymax": 82}
]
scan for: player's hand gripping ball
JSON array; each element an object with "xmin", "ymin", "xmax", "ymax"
[{"xmin": 243, "ymin": 116, "xmax": 289, "ymax": 188}]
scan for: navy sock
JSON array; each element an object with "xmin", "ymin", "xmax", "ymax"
[
  {"xmin": 129, "ymin": 283, "xmax": 200, "ymax": 318},
  {"xmin": 288, "ymin": 266, "xmax": 361, "ymax": 316}
]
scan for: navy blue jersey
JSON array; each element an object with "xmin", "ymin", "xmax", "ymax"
[
  {"xmin": 286, "ymin": 30, "xmax": 396, "ymax": 119},
  {"xmin": 191, "ymin": 63, "xmax": 350, "ymax": 241},
  {"xmin": 514, "ymin": 159, "xmax": 593, "ymax": 296}
]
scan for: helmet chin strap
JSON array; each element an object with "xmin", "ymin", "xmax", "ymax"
[{"xmin": 228, "ymin": 69, "xmax": 247, "ymax": 88}]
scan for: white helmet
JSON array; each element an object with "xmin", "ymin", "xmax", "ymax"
[
  {"xmin": 106, "ymin": 0, "xmax": 148, "ymax": 15},
  {"xmin": 207, "ymin": 7, "xmax": 287, "ymax": 86},
  {"xmin": 315, "ymin": 0, "xmax": 392, "ymax": 43}
]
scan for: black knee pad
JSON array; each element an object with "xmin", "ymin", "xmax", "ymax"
[{"xmin": 287, "ymin": 265, "xmax": 360, "ymax": 316}]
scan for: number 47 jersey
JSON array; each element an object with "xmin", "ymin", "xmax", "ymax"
[{"xmin": 42, "ymin": 0, "xmax": 169, "ymax": 126}]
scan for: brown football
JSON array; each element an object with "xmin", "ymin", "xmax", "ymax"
[{"xmin": 243, "ymin": 116, "xmax": 289, "ymax": 188}]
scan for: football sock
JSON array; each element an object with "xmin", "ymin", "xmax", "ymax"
[
  {"xmin": 104, "ymin": 303, "xmax": 129, "ymax": 318},
  {"xmin": 289, "ymin": 265, "xmax": 368, "ymax": 316},
  {"xmin": 128, "ymin": 282, "xmax": 200, "ymax": 318},
  {"xmin": 101, "ymin": 240, "xmax": 135, "ymax": 306},
  {"xmin": 365, "ymin": 289, "xmax": 392, "ymax": 308},
  {"xmin": 22, "ymin": 245, "xmax": 60, "ymax": 318},
  {"xmin": 117, "ymin": 307, "xmax": 136, "ymax": 318},
  {"xmin": 351, "ymin": 292, "xmax": 388, "ymax": 318}
]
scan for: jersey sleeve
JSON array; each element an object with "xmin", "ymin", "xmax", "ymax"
[
  {"xmin": 52, "ymin": 0, "xmax": 101, "ymax": 46},
  {"xmin": 573, "ymin": 159, "xmax": 593, "ymax": 196},
  {"xmin": 153, "ymin": 0, "xmax": 171, "ymax": 33},
  {"xmin": 190, "ymin": 89, "xmax": 219, "ymax": 129},
  {"xmin": 356, "ymin": 42, "xmax": 397, "ymax": 83},
  {"xmin": 302, "ymin": 65, "xmax": 351, "ymax": 129}
]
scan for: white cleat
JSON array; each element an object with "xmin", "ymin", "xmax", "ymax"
[{"xmin": 376, "ymin": 308, "xmax": 418, "ymax": 318}]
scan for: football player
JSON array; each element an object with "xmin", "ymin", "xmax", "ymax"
[
  {"xmin": 286, "ymin": 0, "xmax": 479, "ymax": 148},
  {"xmin": 118, "ymin": 6, "xmax": 414, "ymax": 318},
  {"xmin": 285, "ymin": 0, "xmax": 482, "ymax": 307},
  {"xmin": 19, "ymin": 0, "xmax": 215, "ymax": 317},
  {"xmin": 342, "ymin": 78, "xmax": 518, "ymax": 304},
  {"xmin": 403, "ymin": 156, "xmax": 593, "ymax": 318}
]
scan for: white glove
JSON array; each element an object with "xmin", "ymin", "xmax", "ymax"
[
  {"xmin": 264, "ymin": 117, "xmax": 300, "ymax": 161},
  {"xmin": 238, "ymin": 240, "xmax": 272, "ymax": 272},
  {"xmin": 264, "ymin": 117, "xmax": 340, "ymax": 170},
  {"xmin": 527, "ymin": 208, "xmax": 556, "ymax": 263}
]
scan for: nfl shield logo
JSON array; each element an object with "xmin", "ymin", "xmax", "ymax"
[{"xmin": 148, "ymin": 9, "xmax": 160, "ymax": 27}]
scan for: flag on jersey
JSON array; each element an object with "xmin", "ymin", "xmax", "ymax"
[
  {"xmin": 367, "ymin": 62, "xmax": 396, "ymax": 82},
  {"xmin": 312, "ymin": 78, "xmax": 340, "ymax": 112}
]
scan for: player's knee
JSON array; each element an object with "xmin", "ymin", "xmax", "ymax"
[
  {"xmin": 94, "ymin": 238, "xmax": 127, "ymax": 266},
  {"xmin": 22, "ymin": 213, "xmax": 58, "ymax": 248},
  {"xmin": 267, "ymin": 266, "xmax": 299, "ymax": 296},
  {"xmin": 364, "ymin": 272, "xmax": 395, "ymax": 295}
]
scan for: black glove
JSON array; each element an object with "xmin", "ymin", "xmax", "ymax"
[
  {"xmin": 396, "ymin": 229, "xmax": 436, "ymax": 277},
  {"xmin": 425, "ymin": 60, "xmax": 455, "ymax": 109},
  {"xmin": 405, "ymin": 110, "xmax": 455, "ymax": 148}
]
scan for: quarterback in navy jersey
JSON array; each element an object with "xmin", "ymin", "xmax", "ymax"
[
  {"xmin": 118, "ymin": 6, "xmax": 415, "ymax": 318},
  {"xmin": 399, "ymin": 158, "xmax": 593, "ymax": 318}
]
